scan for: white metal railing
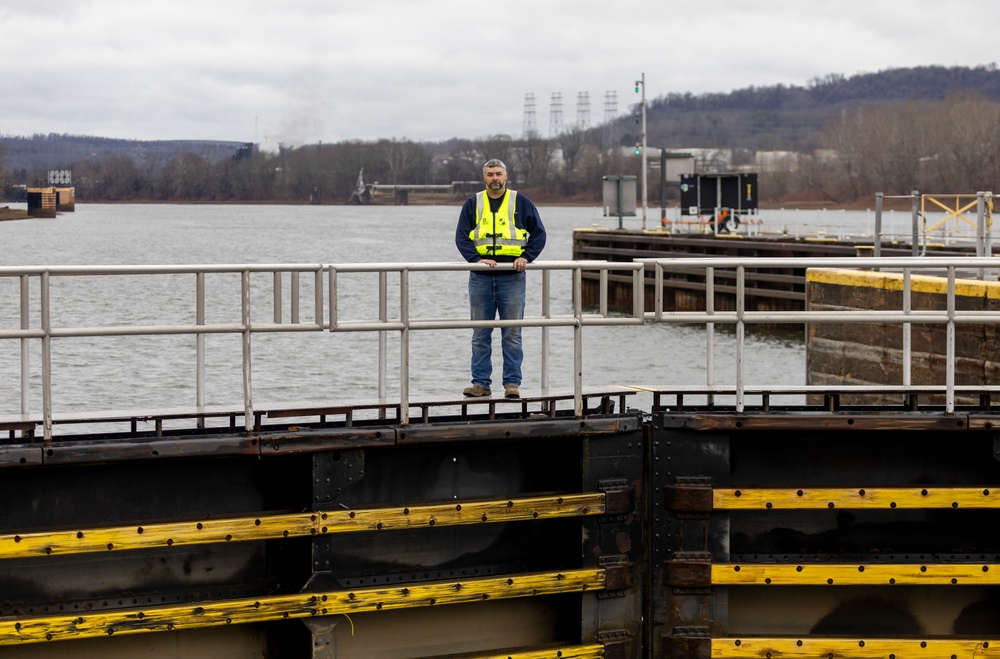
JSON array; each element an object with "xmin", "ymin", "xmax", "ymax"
[
  {"xmin": 0, "ymin": 261, "xmax": 645, "ymax": 439},
  {"xmin": 640, "ymin": 255, "xmax": 1000, "ymax": 414},
  {"xmin": 6, "ymin": 255, "xmax": 1000, "ymax": 440}
]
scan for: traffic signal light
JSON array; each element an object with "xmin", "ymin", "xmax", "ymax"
[
  {"xmin": 634, "ymin": 111, "xmax": 640, "ymax": 125},
  {"xmin": 634, "ymin": 143, "xmax": 641, "ymax": 156}
]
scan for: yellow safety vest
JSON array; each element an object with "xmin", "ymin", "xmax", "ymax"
[{"xmin": 469, "ymin": 190, "xmax": 528, "ymax": 258}]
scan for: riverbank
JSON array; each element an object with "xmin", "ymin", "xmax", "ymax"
[{"xmin": 0, "ymin": 193, "xmax": 921, "ymax": 214}]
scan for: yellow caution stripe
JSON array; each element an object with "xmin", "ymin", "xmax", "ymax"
[
  {"xmin": 807, "ymin": 267, "xmax": 1000, "ymax": 299},
  {"xmin": 712, "ymin": 637, "xmax": 1000, "ymax": 658},
  {"xmin": 714, "ymin": 487, "xmax": 1000, "ymax": 510},
  {"xmin": 0, "ymin": 492, "xmax": 605, "ymax": 559},
  {"xmin": 0, "ymin": 568, "xmax": 605, "ymax": 645},
  {"xmin": 471, "ymin": 644, "xmax": 604, "ymax": 659},
  {"xmin": 713, "ymin": 563, "xmax": 1000, "ymax": 586}
]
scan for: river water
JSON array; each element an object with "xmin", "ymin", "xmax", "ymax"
[{"xmin": 0, "ymin": 202, "xmax": 892, "ymax": 422}]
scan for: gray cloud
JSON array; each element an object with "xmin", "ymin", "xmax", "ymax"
[{"xmin": 2, "ymin": 0, "xmax": 997, "ymax": 146}]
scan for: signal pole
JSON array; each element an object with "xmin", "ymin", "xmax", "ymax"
[{"xmin": 635, "ymin": 73, "xmax": 647, "ymax": 228}]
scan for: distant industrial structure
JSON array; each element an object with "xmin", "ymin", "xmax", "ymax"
[
  {"xmin": 25, "ymin": 170, "xmax": 76, "ymax": 217},
  {"xmin": 521, "ymin": 91, "xmax": 615, "ymax": 140}
]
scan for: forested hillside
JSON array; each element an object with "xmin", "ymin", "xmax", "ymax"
[{"xmin": 624, "ymin": 64, "xmax": 1000, "ymax": 151}]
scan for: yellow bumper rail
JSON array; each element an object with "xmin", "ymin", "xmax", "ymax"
[
  {"xmin": 0, "ymin": 568, "xmax": 606, "ymax": 645},
  {"xmin": 472, "ymin": 644, "xmax": 605, "ymax": 658},
  {"xmin": 713, "ymin": 563, "xmax": 1000, "ymax": 586},
  {"xmin": 0, "ymin": 492, "xmax": 606, "ymax": 559},
  {"xmin": 711, "ymin": 637, "xmax": 1000, "ymax": 658},
  {"xmin": 713, "ymin": 487, "xmax": 1000, "ymax": 510}
]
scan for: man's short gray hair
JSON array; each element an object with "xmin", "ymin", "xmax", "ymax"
[{"xmin": 482, "ymin": 159, "xmax": 507, "ymax": 174}]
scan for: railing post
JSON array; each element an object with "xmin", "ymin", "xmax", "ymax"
[
  {"xmin": 654, "ymin": 262, "xmax": 663, "ymax": 322},
  {"xmin": 600, "ymin": 268, "xmax": 608, "ymax": 317},
  {"xmin": 41, "ymin": 271, "xmax": 52, "ymax": 444},
  {"xmin": 946, "ymin": 267, "xmax": 956, "ymax": 414},
  {"xmin": 291, "ymin": 271, "xmax": 300, "ymax": 324},
  {"xmin": 378, "ymin": 271, "xmax": 388, "ymax": 404},
  {"xmin": 399, "ymin": 268, "xmax": 410, "ymax": 425},
  {"xmin": 241, "ymin": 270, "xmax": 254, "ymax": 433},
  {"xmin": 313, "ymin": 268, "xmax": 323, "ymax": 330},
  {"xmin": 196, "ymin": 272, "xmax": 206, "ymax": 425},
  {"xmin": 541, "ymin": 269, "xmax": 550, "ymax": 391},
  {"xmin": 977, "ymin": 192, "xmax": 987, "ymax": 280},
  {"xmin": 20, "ymin": 275, "xmax": 30, "ymax": 419},
  {"xmin": 874, "ymin": 192, "xmax": 883, "ymax": 261},
  {"xmin": 706, "ymin": 266, "xmax": 715, "ymax": 406},
  {"xmin": 987, "ymin": 192, "xmax": 994, "ymax": 258},
  {"xmin": 574, "ymin": 266, "xmax": 583, "ymax": 418},
  {"xmin": 735, "ymin": 265, "xmax": 745, "ymax": 413},
  {"xmin": 902, "ymin": 269, "xmax": 912, "ymax": 387},
  {"xmin": 328, "ymin": 267, "xmax": 338, "ymax": 330},
  {"xmin": 273, "ymin": 271, "xmax": 282, "ymax": 323},
  {"xmin": 632, "ymin": 262, "xmax": 644, "ymax": 321}
]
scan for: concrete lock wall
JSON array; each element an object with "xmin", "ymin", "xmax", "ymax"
[{"xmin": 806, "ymin": 268, "xmax": 1000, "ymax": 404}]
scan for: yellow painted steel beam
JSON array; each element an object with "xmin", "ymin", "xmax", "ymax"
[
  {"xmin": 0, "ymin": 492, "xmax": 605, "ymax": 560},
  {"xmin": 713, "ymin": 563, "xmax": 1000, "ymax": 586},
  {"xmin": 712, "ymin": 637, "xmax": 1000, "ymax": 658},
  {"xmin": 805, "ymin": 268, "xmax": 1000, "ymax": 299},
  {"xmin": 472, "ymin": 644, "xmax": 604, "ymax": 659},
  {"xmin": 0, "ymin": 568, "xmax": 605, "ymax": 646},
  {"xmin": 714, "ymin": 487, "xmax": 1000, "ymax": 510}
]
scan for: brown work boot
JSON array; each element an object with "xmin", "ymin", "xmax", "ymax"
[
  {"xmin": 504, "ymin": 384, "xmax": 520, "ymax": 399},
  {"xmin": 463, "ymin": 384, "xmax": 491, "ymax": 397}
]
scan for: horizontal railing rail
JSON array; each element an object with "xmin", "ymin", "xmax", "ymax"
[
  {"xmin": 0, "ymin": 261, "xmax": 645, "ymax": 440},
  {"xmin": 639, "ymin": 256, "xmax": 1000, "ymax": 414}
]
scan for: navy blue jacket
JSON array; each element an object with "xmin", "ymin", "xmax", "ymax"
[{"xmin": 455, "ymin": 189, "xmax": 546, "ymax": 267}]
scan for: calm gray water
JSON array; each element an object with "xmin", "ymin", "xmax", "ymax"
[{"xmin": 0, "ymin": 204, "xmax": 807, "ymax": 421}]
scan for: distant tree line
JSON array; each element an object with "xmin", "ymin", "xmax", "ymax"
[{"xmin": 0, "ymin": 134, "xmax": 627, "ymax": 204}]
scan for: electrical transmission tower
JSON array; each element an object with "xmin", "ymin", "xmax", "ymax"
[
  {"xmin": 522, "ymin": 93, "xmax": 537, "ymax": 138},
  {"xmin": 576, "ymin": 92, "xmax": 590, "ymax": 130},
  {"xmin": 603, "ymin": 91, "xmax": 619, "ymax": 150},
  {"xmin": 549, "ymin": 92, "xmax": 564, "ymax": 137}
]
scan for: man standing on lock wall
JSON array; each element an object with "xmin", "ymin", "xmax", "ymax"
[{"xmin": 455, "ymin": 159, "xmax": 546, "ymax": 399}]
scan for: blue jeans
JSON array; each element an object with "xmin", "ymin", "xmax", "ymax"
[{"xmin": 468, "ymin": 271, "xmax": 526, "ymax": 388}]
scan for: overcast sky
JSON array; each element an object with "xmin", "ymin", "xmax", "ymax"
[{"xmin": 3, "ymin": 0, "xmax": 997, "ymax": 150}]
